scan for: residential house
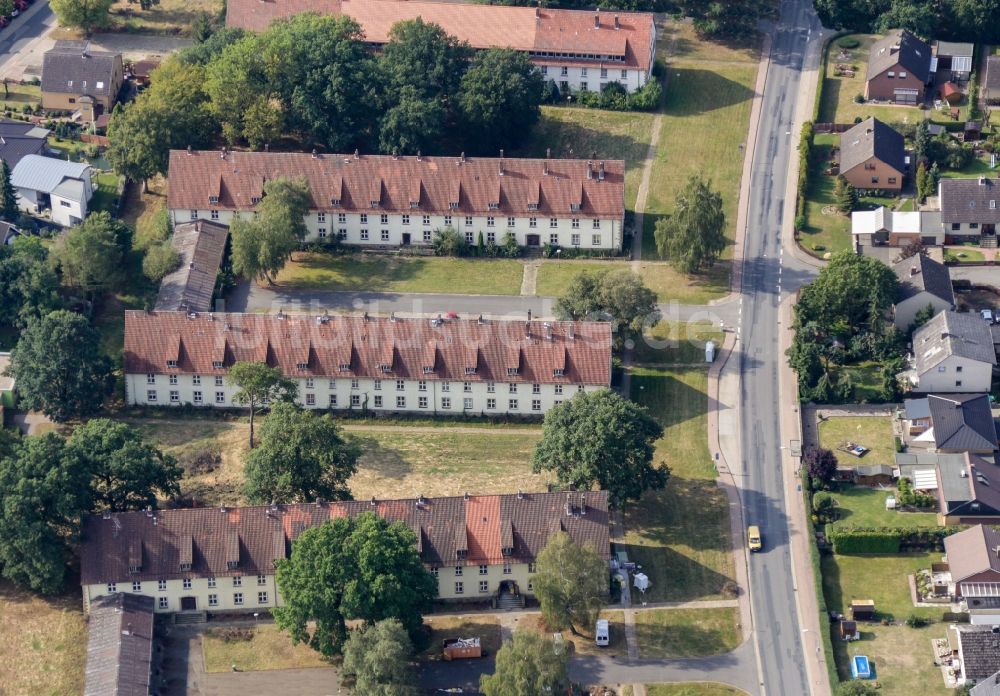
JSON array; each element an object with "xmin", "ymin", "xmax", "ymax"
[
  {"xmin": 226, "ymin": 0, "xmax": 656, "ymax": 93},
  {"xmin": 905, "ymin": 393, "xmax": 998, "ymax": 454},
  {"xmin": 891, "ymin": 255, "xmax": 955, "ymax": 330},
  {"xmin": 79, "ymin": 491, "xmax": 611, "ymax": 613},
  {"xmin": 1, "ymin": 221, "xmax": 19, "ymax": 245},
  {"xmin": 838, "ymin": 118, "xmax": 906, "ymax": 193},
  {"xmin": 934, "ymin": 452, "xmax": 1000, "ymax": 524},
  {"xmin": 41, "ymin": 42, "xmax": 124, "ymax": 123},
  {"xmin": 83, "ymin": 593, "xmax": 154, "ymax": 696},
  {"xmin": 154, "ymin": 220, "xmax": 229, "ymax": 313},
  {"xmin": 985, "ymin": 56, "xmax": 1000, "ymax": 104},
  {"xmin": 952, "ymin": 625, "xmax": 1000, "ymax": 685},
  {"xmin": 123, "ymin": 310, "xmax": 612, "ymax": 416},
  {"xmin": 852, "ymin": 206, "xmax": 944, "ymax": 247},
  {"xmin": 0, "ymin": 118, "xmax": 50, "ymax": 170},
  {"xmin": 945, "ymin": 525, "xmax": 1000, "ymax": 600},
  {"xmin": 971, "ymin": 671, "xmax": 1000, "ymax": 695},
  {"xmin": 906, "ymin": 311, "xmax": 994, "ymax": 392},
  {"xmin": 865, "ymin": 30, "xmax": 932, "ymax": 104},
  {"xmin": 168, "ymin": 150, "xmax": 626, "ymax": 251},
  {"xmin": 938, "ymin": 176, "xmax": 1000, "ymax": 248},
  {"xmin": 10, "ymin": 154, "xmax": 92, "ymax": 227},
  {"xmin": 934, "ymin": 41, "xmax": 975, "ymax": 82}
]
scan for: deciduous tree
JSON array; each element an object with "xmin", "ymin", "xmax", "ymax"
[
  {"xmin": 51, "ymin": 211, "xmax": 133, "ymax": 292},
  {"xmin": 141, "ymin": 241, "xmax": 180, "ymax": 282},
  {"xmin": 654, "ymin": 175, "xmax": 727, "ymax": 273},
  {"xmin": 684, "ymin": 0, "xmax": 772, "ymax": 40},
  {"xmin": 458, "ymin": 48, "xmax": 543, "ymax": 153},
  {"xmin": 532, "ymin": 389, "xmax": 666, "ymax": 507},
  {"xmin": 5, "ymin": 310, "xmax": 112, "ymax": 421},
  {"xmin": 532, "ymin": 531, "xmax": 607, "ymax": 635},
  {"xmin": 802, "ymin": 447, "xmax": 837, "ymax": 485},
  {"xmin": 479, "ymin": 632, "xmax": 570, "ymax": 696},
  {"xmin": 342, "ymin": 619, "xmax": 419, "ymax": 695},
  {"xmin": 231, "ymin": 177, "xmax": 311, "ymax": 284},
  {"xmin": 227, "ymin": 361, "xmax": 298, "ymax": 447},
  {"xmin": 50, "ymin": 0, "xmax": 114, "ymax": 33},
  {"xmin": 555, "ymin": 269, "xmax": 658, "ymax": 346},
  {"xmin": 274, "ymin": 513, "xmax": 437, "ymax": 656},
  {"xmin": 68, "ymin": 419, "xmax": 181, "ymax": 512},
  {"xmin": 0, "ymin": 236, "xmax": 61, "ymax": 330},
  {"xmin": 243, "ymin": 402, "xmax": 359, "ymax": 504}
]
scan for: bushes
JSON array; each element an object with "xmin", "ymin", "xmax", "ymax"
[
  {"xmin": 898, "ymin": 477, "xmax": 935, "ymax": 509},
  {"xmin": 796, "ymin": 121, "xmax": 815, "ymax": 222},
  {"xmin": 572, "ymin": 80, "xmax": 662, "ymax": 112},
  {"xmin": 829, "ymin": 527, "xmax": 960, "ymax": 554},
  {"xmin": 837, "ymin": 36, "xmax": 861, "ymax": 49},
  {"xmin": 431, "ymin": 226, "xmax": 469, "ymax": 257}
]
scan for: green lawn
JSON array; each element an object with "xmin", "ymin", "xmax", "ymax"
[
  {"xmin": 513, "ymin": 106, "xmax": 657, "ymax": 210},
  {"xmin": 632, "ymin": 320, "xmax": 724, "ymax": 365},
  {"xmin": 622, "ymin": 368, "xmax": 734, "ymax": 602},
  {"xmin": 201, "ymin": 624, "xmax": 331, "ymax": 673},
  {"xmin": 827, "ymin": 486, "xmax": 938, "ymax": 530},
  {"xmin": 831, "ymin": 623, "xmax": 952, "ymax": 696},
  {"xmin": 637, "ymin": 258, "xmax": 733, "ymax": 304},
  {"xmin": 274, "ymin": 252, "xmax": 525, "ymax": 295},
  {"xmin": 832, "ymin": 362, "xmax": 886, "ymax": 403},
  {"xmin": 534, "ymin": 260, "xmax": 629, "ymax": 297},
  {"xmin": 0, "ymin": 83, "xmax": 40, "ymax": 112},
  {"xmin": 940, "ymin": 154, "xmax": 997, "ymax": 179},
  {"xmin": 517, "ymin": 609, "xmax": 627, "ymax": 657},
  {"xmin": 90, "ymin": 172, "xmax": 122, "ymax": 214},
  {"xmin": 646, "ymin": 685, "xmax": 747, "ymax": 696},
  {"xmin": 944, "ymin": 247, "xmax": 987, "ymax": 263},
  {"xmin": 634, "ymin": 607, "xmax": 741, "ymax": 659},
  {"xmin": 817, "ymin": 415, "xmax": 895, "ymax": 467},
  {"xmin": 821, "ymin": 552, "xmax": 939, "ymax": 621}
]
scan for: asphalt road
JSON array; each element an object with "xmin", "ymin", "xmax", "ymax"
[
  {"xmin": 736, "ymin": 1, "xmax": 823, "ymax": 695},
  {"xmin": 0, "ymin": 0, "xmax": 53, "ymax": 70}
]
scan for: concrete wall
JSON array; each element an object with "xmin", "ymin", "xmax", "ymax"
[
  {"xmin": 126, "ymin": 372, "xmax": 602, "ymax": 416},
  {"xmin": 170, "ymin": 208, "xmax": 624, "ymax": 251},
  {"xmin": 912, "ymin": 355, "xmax": 993, "ymax": 393}
]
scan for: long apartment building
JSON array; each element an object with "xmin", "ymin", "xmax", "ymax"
[
  {"xmin": 124, "ymin": 310, "xmax": 612, "ymax": 416},
  {"xmin": 226, "ymin": 0, "xmax": 656, "ymax": 93},
  {"xmin": 167, "ymin": 149, "xmax": 626, "ymax": 251},
  {"xmin": 79, "ymin": 491, "xmax": 611, "ymax": 612}
]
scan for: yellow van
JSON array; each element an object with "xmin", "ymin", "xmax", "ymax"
[{"xmin": 747, "ymin": 525, "xmax": 762, "ymax": 552}]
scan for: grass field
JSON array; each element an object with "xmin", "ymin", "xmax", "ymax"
[
  {"xmin": 0, "ymin": 82, "xmax": 40, "ymax": 112},
  {"xmin": 201, "ymin": 624, "xmax": 332, "ymax": 673},
  {"xmin": 645, "ymin": 685, "xmax": 747, "ymax": 696},
  {"xmin": 0, "ymin": 582, "xmax": 86, "ymax": 696},
  {"xmin": 638, "ymin": 259, "xmax": 733, "ymax": 305},
  {"xmin": 632, "ymin": 320, "xmax": 724, "ymax": 365},
  {"xmin": 821, "ymin": 552, "xmax": 939, "ymax": 621},
  {"xmin": 534, "ymin": 260, "xmax": 626, "ymax": 297},
  {"xmin": 831, "ymin": 623, "xmax": 951, "ymax": 696},
  {"xmin": 827, "ymin": 486, "xmax": 938, "ymax": 530},
  {"xmin": 517, "ymin": 610, "xmax": 627, "ymax": 657},
  {"xmin": 634, "ymin": 607, "xmax": 741, "ymax": 659},
  {"xmin": 420, "ymin": 614, "xmax": 502, "ymax": 661},
  {"xmin": 817, "ymin": 415, "xmax": 895, "ymax": 467},
  {"xmin": 944, "ymin": 247, "xmax": 987, "ymax": 263},
  {"xmin": 90, "ymin": 172, "xmax": 123, "ymax": 215},
  {"xmin": 513, "ymin": 106, "xmax": 657, "ymax": 209},
  {"xmin": 275, "ymin": 252, "xmax": 525, "ymax": 296},
  {"xmin": 109, "ymin": 0, "xmax": 222, "ymax": 35},
  {"xmin": 622, "ymin": 368, "xmax": 734, "ymax": 602}
]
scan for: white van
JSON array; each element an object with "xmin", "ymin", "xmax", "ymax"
[{"xmin": 595, "ymin": 619, "xmax": 610, "ymax": 647}]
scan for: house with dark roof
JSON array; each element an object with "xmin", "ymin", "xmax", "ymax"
[
  {"xmin": 891, "ymin": 255, "xmax": 955, "ymax": 330},
  {"xmin": 985, "ymin": 56, "xmax": 1000, "ymax": 104},
  {"xmin": 80, "ymin": 491, "xmax": 611, "ymax": 612},
  {"xmin": 945, "ymin": 525, "xmax": 1000, "ymax": 628},
  {"xmin": 852, "ymin": 206, "xmax": 943, "ymax": 247},
  {"xmin": 226, "ymin": 0, "xmax": 656, "ymax": 94},
  {"xmin": 839, "ymin": 118, "xmax": 906, "ymax": 193},
  {"xmin": 124, "ymin": 310, "xmax": 612, "ymax": 416},
  {"xmin": 168, "ymin": 149, "xmax": 627, "ymax": 250},
  {"xmin": 953, "ymin": 624, "xmax": 1000, "ymax": 685},
  {"xmin": 154, "ymin": 220, "xmax": 229, "ymax": 313},
  {"xmin": 0, "ymin": 118, "xmax": 49, "ymax": 169},
  {"xmin": 41, "ymin": 41, "xmax": 124, "ymax": 123},
  {"xmin": 83, "ymin": 593, "xmax": 155, "ymax": 696},
  {"xmin": 865, "ymin": 30, "xmax": 932, "ymax": 104},
  {"xmin": 935, "ymin": 453, "xmax": 1000, "ymax": 524},
  {"xmin": 971, "ymin": 671, "xmax": 1000, "ymax": 696},
  {"xmin": 907, "ymin": 393, "xmax": 998, "ymax": 453},
  {"xmin": 938, "ymin": 176, "xmax": 999, "ymax": 247},
  {"xmin": 907, "ymin": 311, "xmax": 995, "ymax": 392}
]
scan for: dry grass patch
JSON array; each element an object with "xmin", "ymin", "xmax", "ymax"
[
  {"xmin": 816, "ymin": 415, "xmax": 895, "ymax": 468},
  {"xmin": 633, "ymin": 320, "xmax": 724, "ymax": 365},
  {"xmin": 634, "ymin": 607, "xmax": 741, "ymax": 659},
  {"xmin": 201, "ymin": 624, "xmax": 332, "ymax": 673},
  {"xmin": 516, "ymin": 610, "xmax": 626, "ymax": 657},
  {"xmin": 831, "ymin": 623, "xmax": 950, "ymax": 696},
  {"xmin": 109, "ymin": 0, "xmax": 223, "ymax": 36},
  {"xmin": 646, "ymin": 685, "xmax": 748, "ymax": 696},
  {"xmin": 664, "ymin": 20, "xmax": 762, "ymax": 64},
  {"xmin": 420, "ymin": 614, "xmax": 502, "ymax": 661},
  {"xmin": 0, "ymin": 582, "xmax": 87, "ymax": 696}
]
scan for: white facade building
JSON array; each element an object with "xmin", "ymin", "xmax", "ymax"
[
  {"xmin": 10, "ymin": 154, "xmax": 93, "ymax": 227},
  {"xmin": 168, "ymin": 150, "xmax": 626, "ymax": 251},
  {"xmin": 908, "ymin": 311, "xmax": 997, "ymax": 393}
]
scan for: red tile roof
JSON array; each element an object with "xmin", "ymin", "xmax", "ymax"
[
  {"xmin": 226, "ymin": 0, "xmax": 654, "ymax": 71},
  {"xmin": 167, "ymin": 150, "xmax": 625, "ymax": 220},
  {"xmin": 80, "ymin": 491, "xmax": 611, "ymax": 584},
  {"xmin": 124, "ymin": 310, "xmax": 612, "ymax": 386}
]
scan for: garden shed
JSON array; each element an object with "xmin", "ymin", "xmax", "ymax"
[{"xmin": 850, "ymin": 599, "xmax": 876, "ymax": 621}]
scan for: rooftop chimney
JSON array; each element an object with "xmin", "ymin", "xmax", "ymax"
[
  {"xmin": 461, "ymin": 151, "xmax": 466, "ymax": 163},
  {"xmin": 264, "ymin": 143, "xmax": 269, "ymax": 152},
  {"xmin": 614, "ymin": 14, "xmax": 620, "ymax": 29},
  {"xmin": 353, "ymin": 149, "xmax": 360, "ymax": 160},
  {"xmin": 587, "ymin": 160, "xmax": 593, "ymax": 180},
  {"xmin": 598, "ymin": 161, "xmax": 605, "ymax": 181},
  {"xmin": 311, "ymin": 149, "xmax": 317, "ymax": 159},
  {"xmin": 594, "ymin": 12, "xmax": 600, "ymax": 28},
  {"xmin": 416, "ymin": 150, "xmax": 422, "ymax": 161},
  {"xmin": 370, "ymin": 496, "xmax": 377, "ymax": 506},
  {"xmin": 910, "ymin": 265, "xmax": 919, "ymax": 276},
  {"xmin": 527, "ymin": 309, "xmax": 532, "ymax": 321},
  {"xmin": 186, "ymin": 144, "xmax": 192, "ymax": 154},
  {"xmin": 546, "ymin": 147, "xmax": 551, "ymax": 159}
]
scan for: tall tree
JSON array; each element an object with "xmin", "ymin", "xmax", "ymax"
[
  {"xmin": 532, "ymin": 389, "xmax": 667, "ymax": 507},
  {"xmin": 274, "ymin": 513, "xmax": 437, "ymax": 656},
  {"xmin": 243, "ymin": 402, "xmax": 359, "ymax": 504},
  {"xmin": 555, "ymin": 269, "xmax": 658, "ymax": 347},
  {"xmin": 50, "ymin": 0, "xmax": 114, "ymax": 33},
  {"xmin": 654, "ymin": 175, "xmax": 727, "ymax": 273},
  {"xmin": 378, "ymin": 87, "xmax": 448, "ymax": 156},
  {"xmin": 684, "ymin": 0, "xmax": 771, "ymax": 40},
  {"xmin": 141, "ymin": 241, "xmax": 180, "ymax": 282},
  {"xmin": 0, "ymin": 160, "xmax": 18, "ymax": 222},
  {"xmin": 795, "ymin": 252, "xmax": 898, "ymax": 335},
  {"xmin": 0, "ymin": 236, "xmax": 61, "ymax": 330},
  {"xmin": 833, "ymin": 175, "xmax": 858, "ymax": 214},
  {"xmin": 873, "ymin": 0, "xmax": 937, "ymax": 36},
  {"xmin": 230, "ymin": 177, "xmax": 312, "ymax": 283},
  {"xmin": 50, "ymin": 212, "xmax": 133, "ymax": 293},
  {"xmin": 802, "ymin": 447, "xmax": 837, "ymax": 485},
  {"xmin": 458, "ymin": 48, "xmax": 544, "ymax": 154},
  {"xmin": 342, "ymin": 619, "xmax": 419, "ymax": 696},
  {"xmin": 479, "ymin": 632, "xmax": 570, "ymax": 696},
  {"xmin": 532, "ymin": 532, "xmax": 607, "ymax": 635},
  {"xmin": 0, "ymin": 433, "xmax": 91, "ymax": 594},
  {"xmin": 68, "ymin": 419, "xmax": 181, "ymax": 512},
  {"xmin": 227, "ymin": 361, "xmax": 299, "ymax": 447},
  {"xmin": 5, "ymin": 310, "xmax": 112, "ymax": 422}
]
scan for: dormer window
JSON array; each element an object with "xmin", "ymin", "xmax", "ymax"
[
  {"xmin": 465, "ymin": 367, "xmax": 476, "ymax": 375},
  {"xmin": 227, "ymin": 560, "xmax": 238, "ymax": 570},
  {"xmin": 296, "ymin": 362, "xmax": 308, "ymax": 370},
  {"xmin": 423, "ymin": 366, "xmax": 433, "ymax": 374},
  {"xmin": 179, "ymin": 562, "xmax": 192, "ymax": 572},
  {"xmin": 128, "ymin": 564, "xmax": 141, "ymax": 573},
  {"xmin": 208, "ymin": 195, "xmax": 219, "ymax": 205},
  {"xmin": 553, "ymin": 368, "xmax": 565, "ymax": 377},
  {"xmin": 331, "ymin": 198, "xmax": 341, "ymax": 207},
  {"xmin": 528, "ymin": 203, "xmax": 539, "ymax": 211},
  {"xmin": 166, "ymin": 360, "xmax": 178, "ymax": 368},
  {"xmin": 339, "ymin": 362, "xmax": 350, "ymax": 372},
  {"xmin": 410, "ymin": 201, "xmax": 419, "ymax": 209},
  {"xmin": 380, "ymin": 364, "xmax": 392, "ymax": 373},
  {"xmin": 570, "ymin": 203, "xmax": 581, "ymax": 212},
  {"xmin": 449, "ymin": 202, "xmax": 459, "ymax": 210},
  {"xmin": 456, "ymin": 549, "xmax": 468, "ymax": 560},
  {"xmin": 507, "ymin": 368, "xmax": 518, "ymax": 376},
  {"xmin": 250, "ymin": 196, "xmax": 261, "ymax": 205},
  {"xmin": 488, "ymin": 202, "xmax": 499, "ymax": 210},
  {"xmin": 370, "ymin": 200, "xmax": 379, "ymax": 208},
  {"xmin": 212, "ymin": 360, "xmax": 223, "ymax": 369},
  {"xmin": 501, "ymin": 546, "xmax": 513, "ymax": 556}
]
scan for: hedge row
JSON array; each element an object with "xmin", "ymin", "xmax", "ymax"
[
  {"xmin": 795, "ymin": 121, "xmax": 815, "ymax": 224},
  {"xmin": 802, "ymin": 471, "xmax": 840, "ymax": 688},
  {"xmin": 829, "ymin": 527, "xmax": 962, "ymax": 554}
]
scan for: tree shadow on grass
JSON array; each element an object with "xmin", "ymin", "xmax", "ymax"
[
  {"xmin": 664, "ymin": 68, "xmax": 756, "ymax": 117},
  {"xmin": 353, "ymin": 435, "xmax": 413, "ymax": 480}
]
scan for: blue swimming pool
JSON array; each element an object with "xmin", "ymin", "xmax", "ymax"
[{"xmin": 851, "ymin": 655, "xmax": 873, "ymax": 679}]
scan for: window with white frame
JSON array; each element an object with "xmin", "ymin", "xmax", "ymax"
[
  {"xmin": 381, "ymin": 229, "xmax": 390, "ymax": 241},
  {"xmin": 422, "ymin": 215, "xmax": 431, "ymax": 225},
  {"xmin": 193, "ymin": 375, "xmax": 201, "ymax": 385},
  {"xmin": 532, "ymin": 383, "xmax": 540, "ymax": 394},
  {"xmin": 208, "ymin": 577, "xmax": 216, "ymax": 588},
  {"xmin": 147, "ymin": 373, "xmax": 156, "ymax": 384},
  {"xmin": 351, "ymin": 394, "xmax": 361, "ymax": 407},
  {"xmin": 158, "ymin": 579, "xmax": 167, "ymax": 591},
  {"xmin": 396, "ymin": 396, "xmax": 406, "ymax": 408},
  {"xmin": 455, "ymin": 581, "xmax": 464, "ymax": 594},
  {"xmin": 208, "ymin": 594, "xmax": 218, "ymax": 607},
  {"xmin": 215, "ymin": 391, "xmax": 225, "ymax": 404},
  {"xmin": 555, "ymin": 384, "xmax": 563, "ymax": 394},
  {"xmin": 465, "ymin": 216, "xmax": 473, "ymax": 226},
  {"xmin": 396, "ymin": 379, "xmax": 405, "ymax": 391},
  {"xmin": 360, "ymin": 213, "xmax": 368, "ymax": 224},
  {"xmin": 215, "ymin": 376, "xmax": 223, "ymax": 386},
  {"xmin": 317, "ymin": 212, "xmax": 326, "ymax": 223},
  {"xmin": 464, "ymin": 397, "xmax": 473, "ymax": 409},
  {"xmin": 352, "ymin": 379, "xmax": 359, "ymax": 389},
  {"xmin": 550, "ymin": 218, "xmax": 558, "ymax": 228},
  {"xmin": 159, "ymin": 597, "xmax": 168, "ymax": 609},
  {"xmin": 442, "ymin": 381, "xmax": 450, "ymax": 392},
  {"xmin": 132, "ymin": 581, "xmax": 141, "ymax": 592},
  {"xmin": 571, "ymin": 218, "xmax": 580, "ymax": 228},
  {"xmin": 338, "ymin": 213, "xmax": 346, "ymax": 223},
  {"xmin": 532, "ymin": 399, "xmax": 541, "ymax": 411},
  {"xmin": 592, "ymin": 234, "xmax": 601, "ymax": 246},
  {"xmin": 509, "ymin": 399, "xmax": 518, "ymax": 410},
  {"xmin": 306, "ymin": 393, "xmax": 315, "ymax": 406},
  {"xmin": 418, "ymin": 380, "xmax": 427, "ymax": 391},
  {"xmin": 380, "ymin": 214, "xmax": 389, "ymax": 225},
  {"xmin": 503, "ymin": 562, "xmax": 512, "ymax": 574},
  {"xmin": 549, "ymin": 233, "xmax": 559, "ymax": 244},
  {"xmin": 233, "ymin": 576, "xmax": 242, "ymax": 586},
  {"xmin": 107, "ymin": 582, "xmax": 117, "ymax": 593},
  {"xmin": 169, "ymin": 374, "xmax": 177, "ymax": 385},
  {"xmin": 147, "ymin": 390, "xmax": 157, "ymax": 402},
  {"xmin": 402, "ymin": 214, "xmax": 410, "ymax": 225},
  {"xmin": 507, "ymin": 216, "xmax": 515, "ymax": 227},
  {"xmin": 418, "ymin": 396, "xmax": 428, "ymax": 409},
  {"xmin": 487, "ymin": 231, "xmax": 496, "ymax": 243},
  {"xmin": 571, "ymin": 234, "xmax": 580, "ymax": 246},
  {"xmin": 317, "ymin": 228, "xmax": 327, "ymax": 238},
  {"xmin": 305, "ymin": 377, "xmax": 314, "ymax": 389},
  {"xmin": 487, "ymin": 398, "xmax": 496, "ymax": 409},
  {"xmin": 190, "ymin": 210, "xmax": 198, "ymax": 220},
  {"xmin": 479, "ymin": 564, "xmax": 488, "ymax": 575},
  {"xmin": 444, "ymin": 215, "xmax": 452, "ymax": 226},
  {"xmin": 509, "ymin": 383, "xmax": 518, "ymax": 394},
  {"xmin": 423, "ymin": 230, "xmax": 432, "ymax": 242},
  {"xmin": 592, "ymin": 219, "xmax": 601, "ymax": 229},
  {"xmin": 441, "ymin": 396, "xmax": 451, "ymax": 409},
  {"xmin": 170, "ymin": 390, "xmax": 179, "ymax": 403},
  {"xmin": 480, "ymin": 580, "xmax": 489, "ymax": 592},
  {"xmin": 183, "ymin": 578, "xmax": 192, "ymax": 589},
  {"xmin": 361, "ymin": 229, "xmax": 369, "ymax": 240},
  {"xmin": 464, "ymin": 381, "xmax": 472, "ymax": 392},
  {"xmin": 233, "ymin": 592, "xmax": 244, "ymax": 605},
  {"xmin": 211, "ymin": 210, "xmax": 219, "ymax": 220},
  {"xmin": 529, "ymin": 217, "xmax": 537, "ymax": 228},
  {"xmin": 258, "ymin": 591, "xmax": 268, "ymax": 604},
  {"xmin": 329, "ymin": 393, "xmax": 338, "ymax": 406},
  {"xmin": 465, "ymin": 231, "xmax": 474, "ymax": 244}
]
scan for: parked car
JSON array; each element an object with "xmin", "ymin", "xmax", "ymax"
[
  {"xmin": 982, "ymin": 309, "xmax": 995, "ymax": 324},
  {"xmin": 748, "ymin": 525, "xmax": 763, "ymax": 552},
  {"xmin": 595, "ymin": 619, "xmax": 610, "ymax": 647}
]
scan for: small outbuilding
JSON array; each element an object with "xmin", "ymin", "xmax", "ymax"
[
  {"xmin": 850, "ymin": 599, "xmax": 876, "ymax": 621},
  {"xmin": 941, "ymin": 81, "xmax": 963, "ymax": 105},
  {"xmin": 839, "ymin": 620, "xmax": 860, "ymax": 641},
  {"xmin": 855, "ymin": 464, "xmax": 895, "ymax": 487}
]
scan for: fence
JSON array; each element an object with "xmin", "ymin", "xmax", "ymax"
[{"xmin": 814, "ymin": 123, "xmax": 852, "ymax": 133}]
